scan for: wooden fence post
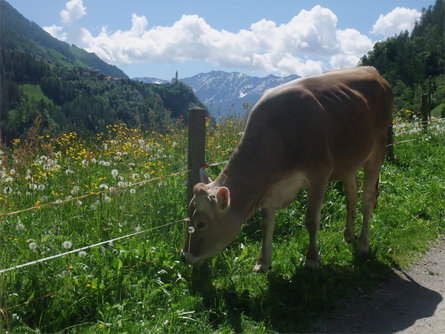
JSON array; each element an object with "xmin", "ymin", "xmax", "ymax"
[
  {"xmin": 386, "ymin": 122, "xmax": 395, "ymax": 162},
  {"xmin": 421, "ymin": 94, "xmax": 429, "ymax": 128},
  {"xmin": 187, "ymin": 107, "xmax": 207, "ymax": 216}
]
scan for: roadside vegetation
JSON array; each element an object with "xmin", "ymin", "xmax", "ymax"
[{"xmin": 0, "ymin": 113, "xmax": 444, "ymax": 332}]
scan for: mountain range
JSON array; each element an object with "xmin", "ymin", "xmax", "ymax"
[{"xmin": 136, "ymin": 71, "xmax": 300, "ymax": 116}]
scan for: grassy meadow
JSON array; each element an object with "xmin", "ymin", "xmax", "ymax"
[{"xmin": 0, "ymin": 115, "xmax": 444, "ymax": 332}]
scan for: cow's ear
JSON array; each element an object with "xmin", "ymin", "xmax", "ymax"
[
  {"xmin": 216, "ymin": 187, "xmax": 230, "ymax": 210},
  {"xmin": 200, "ymin": 167, "xmax": 212, "ymax": 184}
]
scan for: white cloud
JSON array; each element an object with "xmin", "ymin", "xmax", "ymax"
[
  {"xmin": 60, "ymin": 0, "xmax": 86, "ymax": 24},
  {"xmin": 371, "ymin": 7, "xmax": 421, "ymax": 38},
  {"xmin": 43, "ymin": 24, "xmax": 66, "ymax": 40},
  {"xmin": 46, "ymin": 4, "xmax": 376, "ymax": 77},
  {"xmin": 330, "ymin": 29, "xmax": 373, "ymax": 68}
]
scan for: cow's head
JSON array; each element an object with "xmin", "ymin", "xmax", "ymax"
[{"xmin": 181, "ymin": 170, "xmax": 242, "ymax": 265}]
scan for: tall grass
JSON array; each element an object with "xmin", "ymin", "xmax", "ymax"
[{"xmin": 0, "ymin": 116, "xmax": 444, "ymax": 332}]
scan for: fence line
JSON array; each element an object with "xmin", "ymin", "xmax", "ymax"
[
  {"xmin": 386, "ymin": 138, "xmax": 418, "ymax": 147},
  {"xmin": 0, "ymin": 169, "xmax": 191, "ymax": 219},
  {"xmin": 0, "ymin": 218, "xmax": 188, "ymax": 274}
]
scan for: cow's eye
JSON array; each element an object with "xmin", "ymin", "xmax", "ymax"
[{"xmin": 196, "ymin": 222, "xmax": 207, "ymax": 230}]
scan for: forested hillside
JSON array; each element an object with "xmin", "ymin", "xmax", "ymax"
[
  {"xmin": 360, "ymin": 0, "xmax": 444, "ymax": 116},
  {"xmin": 0, "ymin": 0, "xmax": 203, "ymax": 141}
]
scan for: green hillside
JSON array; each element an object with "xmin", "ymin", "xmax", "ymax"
[
  {"xmin": 0, "ymin": 0, "xmax": 204, "ymax": 141},
  {"xmin": 0, "ymin": 0, "xmax": 127, "ymax": 78},
  {"xmin": 360, "ymin": 0, "xmax": 444, "ymax": 117}
]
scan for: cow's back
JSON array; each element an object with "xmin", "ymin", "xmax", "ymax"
[{"xmin": 235, "ymin": 67, "xmax": 393, "ymax": 182}]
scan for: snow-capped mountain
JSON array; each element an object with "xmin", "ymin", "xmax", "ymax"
[
  {"xmin": 181, "ymin": 71, "xmax": 300, "ymax": 116},
  {"xmin": 134, "ymin": 71, "xmax": 300, "ymax": 116}
]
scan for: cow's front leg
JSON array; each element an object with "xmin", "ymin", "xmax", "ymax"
[{"xmin": 253, "ymin": 208, "xmax": 275, "ymax": 273}]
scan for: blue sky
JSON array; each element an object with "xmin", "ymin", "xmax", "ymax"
[{"xmin": 8, "ymin": 0, "xmax": 435, "ymax": 79}]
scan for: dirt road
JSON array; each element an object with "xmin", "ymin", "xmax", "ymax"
[{"xmin": 311, "ymin": 236, "xmax": 445, "ymax": 333}]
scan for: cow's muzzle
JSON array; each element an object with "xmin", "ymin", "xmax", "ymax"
[{"xmin": 180, "ymin": 250, "xmax": 202, "ymax": 265}]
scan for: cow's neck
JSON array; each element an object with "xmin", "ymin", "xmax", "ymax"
[{"xmin": 215, "ymin": 144, "xmax": 274, "ymax": 222}]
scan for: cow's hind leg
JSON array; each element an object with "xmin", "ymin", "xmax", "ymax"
[
  {"xmin": 305, "ymin": 180, "xmax": 328, "ymax": 270},
  {"xmin": 358, "ymin": 142, "xmax": 385, "ymax": 254},
  {"xmin": 343, "ymin": 173, "xmax": 358, "ymax": 243},
  {"xmin": 253, "ymin": 208, "xmax": 276, "ymax": 273}
]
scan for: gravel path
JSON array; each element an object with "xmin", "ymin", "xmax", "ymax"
[{"xmin": 311, "ymin": 236, "xmax": 445, "ymax": 333}]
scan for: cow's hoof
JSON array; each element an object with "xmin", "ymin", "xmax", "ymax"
[
  {"xmin": 343, "ymin": 230, "xmax": 357, "ymax": 244},
  {"xmin": 357, "ymin": 235, "xmax": 369, "ymax": 254},
  {"xmin": 253, "ymin": 262, "xmax": 270, "ymax": 273},
  {"xmin": 305, "ymin": 259, "xmax": 319, "ymax": 270}
]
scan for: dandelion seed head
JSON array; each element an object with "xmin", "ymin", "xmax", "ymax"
[
  {"xmin": 130, "ymin": 188, "xmax": 136, "ymax": 194},
  {"xmin": 62, "ymin": 241, "xmax": 72, "ymax": 249},
  {"xmin": 16, "ymin": 223, "xmax": 25, "ymax": 231},
  {"xmin": 111, "ymin": 169, "xmax": 119, "ymax": 178},
  {"xmin": 71, "ymin": 186, "xmax": 80, "ymax": 195},
  {"xmin": 79, "ymin": 251, "xmax": 87, "ymax": 258},
  {"xmin": 29, "ymin": 242, "xmax": 37, "ymax": 251}
]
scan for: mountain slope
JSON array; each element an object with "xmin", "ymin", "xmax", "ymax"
[
  {"xmin": 0, "ymin": 0, "xmax": 127, "ymax": 78},
  {"xmin": 0, "ymin": 0, "xmax": 203, "ymax": 140},
  {"xmin": 181, "ymin": 71, "xmax": 300, "ymax": 115}
]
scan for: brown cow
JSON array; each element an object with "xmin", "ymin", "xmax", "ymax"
[{"xmin": 181, "ymin": 67, "xmax": 393, "ymax": 272}]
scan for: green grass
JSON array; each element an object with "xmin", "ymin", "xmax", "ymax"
[
  {"xmin": 20, "ymin": 84, "xmax": 53, "ymax": 105},
  {"xmin": 0, "ymin": 117, "xmax": 444, "ymax": 332}
]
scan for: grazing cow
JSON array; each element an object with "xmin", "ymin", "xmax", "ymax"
[{"xmin": 181, "ymin": 67, "xmax": 393, "ymax": 272}]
